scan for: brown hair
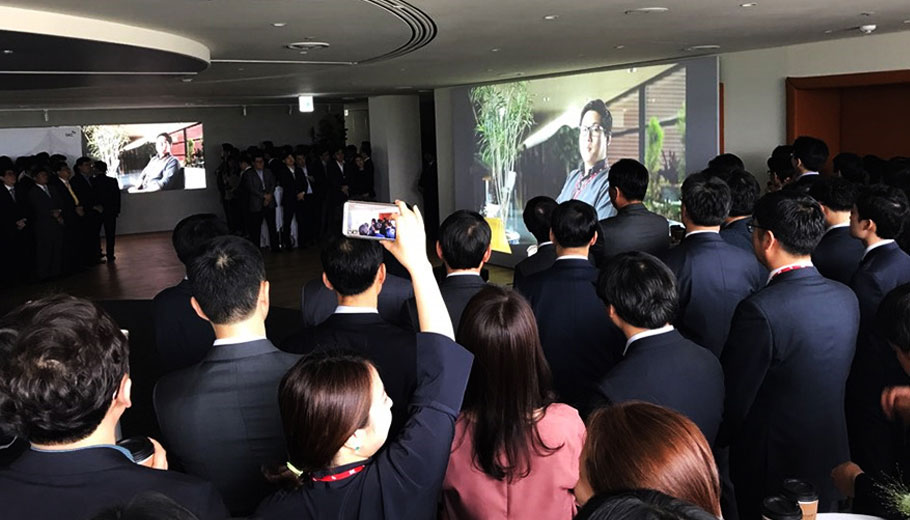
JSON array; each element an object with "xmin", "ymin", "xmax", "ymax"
[
  {"xmin": 265, "ymin": 351, "xmax": 373, "ymax": 487},
  {"xmin": 583, "ymin": 402, "xmax": 721, "ymax": 516},
  {"xmin": 456, "ymin": 286, "xmax": 558, "ymax": 481}
]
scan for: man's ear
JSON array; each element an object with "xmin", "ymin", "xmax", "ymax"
[
  {"xmin": 322, "ymin": 272, "xmax": 335, "ymax": 292},
  {"xmin": 435, "ymin": 241, "xmax": 444, "ymax": 261},
  {"xmin": 606, "ymin": 133, "xmax": 613, "ymax": 147},
  {"xmin": 259, "ymin": 280, "xmax": 270, "ymax": 314},
  {"xmin": 114, "ymin": 374, "xmax": 132, "ymax": 409},
  {"xmin": 549, "ymin": 230, "xmax": 556, "ymax": 244},
  {"xmin": 481, "ymin": 247, "xmax": 492, "ymax": 264},
  {"xmin": 376, "ymin": 263, "xmax": 387, "ymax": 286},
  {"xmin": 588, "ymin": 230, "xmax": 599, "ymax": 248},
  {"xmin": 190, "ymin": 297, "xmax": 211, "ymax": 323}
]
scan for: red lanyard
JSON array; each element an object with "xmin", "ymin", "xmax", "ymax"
[
  {"xmin": 311, "ymin": 465, "xmax": 365, "ymax": 482},
  {"xmin": 770, "ymin": 265, "xmax": 809, "ymax": 281}
]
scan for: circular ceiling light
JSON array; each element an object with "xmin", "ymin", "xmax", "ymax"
[
  {"xmin": 2, "ymin": 49, "xmax": 13, "ymax": 55},
  {"xmin": 491, "ymin": 48, "xmax": 501, "ymax": 52},
  {"xmin": 181, "ymin": 77, "xmax": 194, "ymax": 83},
  {"xmin": 287, "ymin": 42, "xmax": 330, "ymax": 50},
  {"xmin": 614, "ymin": 44, "xmax": 625, "ymax": 49},
  {"xmin": 684, "ymin": 44, "xmax": 721, "ymax": 51},
  {"xmin": 624, "ymin": 7, "xmax": 669, "ymax": 15},
  {"xmin": 543, "ymin": 14, "xmax": 559, "ymax": 21},
  {"xmin": 740, "ymin": 2, "xmax": 758, "ymax": 7},
  {"xmin": 823, "ymin": 29, "xmax": 834, "ymax": 34},
  {"xmin": 272, "ymin": 22, "xmax": 287, "ymax": 27}
]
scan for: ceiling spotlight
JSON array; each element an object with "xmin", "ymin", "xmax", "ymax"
[
  {"xmin": 181, "ymin": 77, "xmax": 194, "ymax": 83},
  {"xmin": 2, "ymin": 49, "xmax": 13, "ymax": 55},
  {"xmin": 491, "ymin": 48, "xmax": 501, "ymax": 52},
  {"xmin": 237, "ymin": 67, "xmax": 245, "ymax": 71},
  {"xmin": 272, "ymin": 22, "xmax": 287, "ymax": 27},
  {"xmin": 614, "ymin": 44, "xmax": 625, "ymax": 49},
  {"xmin": 823, "ymin": 29, "xmax": 834, "ymax": 34},
  {"xmin": 287, "ymin": 41, "xmax": 330, "ymax": 50},
  {"xmin": 543, "ymin": 14, "xmax": 559, "ymax": 21},
  {"xmin": 624, "ymin": 7, "xmax": 669, "ymax": 15},
  {"xmin": 739, "ymin": 2, "xmax": 757, "ymax": 7},
  {"xmin": 684, "ymin": 44, "xmax": 721, "ymax": 51},
  {"xmin": 299, "ymin": 50, "xmax": 308, "ymax": 55}
]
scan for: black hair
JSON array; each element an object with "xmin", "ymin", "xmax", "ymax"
[
  {"xmin": 172, "ymin": 214, "xmax": 230, "ymax": 267},
  {"xmin": 75, "ymin": 156, "xmax": 93, "ymax": 168},
  {"xmin": 598, "ymin": 252, "xmax": 677, "ymax": 329},
  {"xmin": 580, "ymin": 99, "xmax": 614, "ymax": 135},
  {"xmin": 725, "ymin": 169, "xmax": 761, "ymax": 217},
  {"xmin": 93, "ymin": 160, "xmax": 108, "ymax": 173},
  {"xmin": 864, "ymin": 155, "xmax": 889, "ymax": 185},
  {"xmin": 522, "ymin": 197, "xmax": 558, "ymax": 243},
  {"xmin": 681, "ymin": 173, "xmax": 732, "ymax": 226},
  {"xmin": 808, "ymin": 176, "xmax": 858, "ymax": 212},
  {"xmin": 707, "ymin": 153, "xmax": 745, "ymax": 175},
  {"xmin": 792, "ymin": 136, "xmax": 829, "ymax": 172},
  {"xmin": 250, "ymin": 150, "xmax": 265, "ymax": 162},
  {"xmin": 239, "ymin": 153, "xmax": 252, "ymax": 166},
  {"xmin": 0, "ymin": 295, "xmax": 129, "ymax": 445},
  {"xmin": 320, "ymin": 235, "xmax": 384, "ymax": 296},
  {"xmin": 576, "ymin": 490, "xmax": 719, "ymax": 520},
  {"xmin": 833, "ymin": 152, "xmax": 866, "ymax": 184},
  {"xmin": 438, "ymin": 210, "xmax": 492, "ymax": 269},
  {"xmin": 609, "ymin": 159, "xmax": 649, "ymax": 202},
  {"xmin": 877, "ymin": 283, "xmax": 910, "ymax": 354},
  {"xmin": 752, "ymin": 191, "xmax": 825, "ymax": 255},
  {"xmin": 551, "ymin": 200, "xmax": 598, "ymax": 247},
  {"xmin": 90, "ymin": 492, "xmax": 200, "ymax": 520},
  {"xmin": 188, "ymin": 236, "xmax": 266, "ymax": 325},
  {"xmin": 768, "ymin": 145, "xmax": 797, "ymax": 183},
  {"xmin": 156, "ymin": 133, "xmax": 173, "ymax": 145},
  {"xmin": 854, "ymin": 184, "xmax": 909, "ymax": 240}
]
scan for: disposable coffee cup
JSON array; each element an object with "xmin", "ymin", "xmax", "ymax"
[
  {"xmin": 781, "ymin": 478, "xmax": 818, "ymax": 520},
  {"xmin": 761, "ymin": 495, "xmax": 802, "ymax": 520},
  {"xmin": 117, "ymin": 436, "xmax": 155, "ymax": 466}
]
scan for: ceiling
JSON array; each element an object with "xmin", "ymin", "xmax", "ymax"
[{"xmin": 0, "ymin": 0, "xmax": 908, "ymax": 109}]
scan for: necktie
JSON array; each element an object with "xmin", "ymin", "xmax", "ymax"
[
  {"xmin": 63, "ymin": 180, "xmax": 80, "ymax": 205},
  {"xmin": 9, "ymin": 187, "xmax": 14, "ymax": 202}
]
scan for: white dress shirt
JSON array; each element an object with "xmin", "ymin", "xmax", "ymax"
[
  {"xmin": 766, "ymin": 260, "xmax": 814, "ymax": 285},
  {"xmin": 863, "ymin": 239, "xmax": 896, "ymax": 260},
  {"xmin": 624, "ymin": 324, "xmax": 675, "ymax": 356},
  {"xmin": 213, "ymin": 335, "xmax": 268, "ymax": 346},
  {"xmin": 334, "ymin": 306, "xmax": 379, "ymax": 314}
]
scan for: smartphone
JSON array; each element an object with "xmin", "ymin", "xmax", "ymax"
[{"xmin": 342, "ymin": 201, "xmax": 400, "ymax": 241}]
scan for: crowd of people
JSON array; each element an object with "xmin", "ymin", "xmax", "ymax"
[
  {"xmin": 0, "ymin": 154, "xmax": 121, "ymax": 285},
  {"xmin": 3, "ymin": 135, "xmax": 910, "ymax": 520}
]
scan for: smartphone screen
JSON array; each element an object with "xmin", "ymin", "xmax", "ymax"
[{"xmin": 342, "ymin": 201, "xmax": 400, "ymax": 241}]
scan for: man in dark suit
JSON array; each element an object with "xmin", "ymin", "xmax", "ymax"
[
  {"xmin": 93, "ymin": 161, "xmax": 122, "ymax": 261},
  {"xmin": 0, "ymin": 164, "xmax": 28, "ymax": 286},
  {"xmin": 591, "ymin": 159, "xmax": 669, "ymax": 267},
  {"xmin": 403, "ymin": 210, "xmax": 491, "ymax": 331},
  {"xmin": 295, "ymin": 147, "xmax": 320, "ymax": 246},
  {"xmin": 660, "ymin": 173, "xmax": 765, "ymax": 357},
  {"xmin": 513, "ymin": 196, "xmax": 558, "ymax": 287},
  {"xmin": 785, "ymin": 135, "xmax": 829, "ymax": 191},
  {"xmin": 720, "ymin": 191, "xmax": 859, "ymax": 519},
  {"xmin": 845, "ymin": 185, "xmax": 910, "ymax": 479},
  {"xmin": 241, "ymin": 151, "xmax": 279, "ymax": 251},
  {"xmin": 72, "ymin": 156, "xmax": 103, "ymax": 264},
  {"xmin": 153, "ymin": 214, "xmax": 229, "ymax": 373},
  {"xmin": 281, "ymin": 236, "xmax": 417, "ymax": 437},
  {"xmin": 28, "ymin": 167, "xmax": 65, "ymax": 280},
  {"xmin": 300, "ymin": 272, "xmax": 413, "ymax": 328},
  {"xmin": 596, "ymin": 251, "xmax": 724, "ymax": 443},
  {"xmin": 51, "ymin": 162, "xmax": 84, "ymax": 272},
  {"xmin": 272, "ymin": 148, "xmax": 306, "ymax": 250},
  {"xmin": 720, "ymin": 169, "xmax": 761, "ymax": 253},
  {"xmin": 809, "ymin": 177, "xmax": 864, "ymax": 284},
  {"xmin": 0, "ymin": 295, "xmax": 228, "ymax": 519},
  {"xmin": 517, "ymin": 200, "xmax": 624, "ymax": 415},
  {"xmin": 324, "ymin": 148, "xmax": 350, "ymax": 235},
  {"xmin": 154, "ymin": 236, "xmax": 298, "ymax": 516}
]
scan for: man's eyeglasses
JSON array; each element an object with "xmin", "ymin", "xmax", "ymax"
[
  {"xmin": 746, "ymin": 222, "xmax": 769, "ymax": 233},
  {"xmin": 579, "ymin": 124, "xmax": 605, "ymax": 137}
]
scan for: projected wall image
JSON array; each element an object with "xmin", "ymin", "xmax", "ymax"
[{"xmin": 83, "ymin": 122, "xmax": 205, "ymax": 192}]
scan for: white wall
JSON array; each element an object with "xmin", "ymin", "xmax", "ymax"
[
  {"xmin": 0, "ymin": 104, "xmax": 337, "ymax": 234},
  {"xmin": 720, "ymin": 30, "xmax": 910, "ymax": 175},
  {"xmin": 344, "ymin": 101, "xmax": 370, "ymax": 150},
  {"xmin": 367, "ymin": 95, "xmax": 423, "ymax": 203}
]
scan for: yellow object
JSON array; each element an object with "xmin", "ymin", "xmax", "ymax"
[
  {"xmin": 63, "ymin": 180, "xmax": 79, "ymax": 205},
  {"xmin": 484, "ymin": 217, "xmax": 512, "ymax": 255}
]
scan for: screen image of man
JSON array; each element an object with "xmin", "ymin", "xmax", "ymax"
[
  {"xmin": 556, "ymin": 99, "xmax": 616, "ymax": 220},
  {"xmin": 131, "ymin": 132, "xmax": 183, "ymax": 192}
]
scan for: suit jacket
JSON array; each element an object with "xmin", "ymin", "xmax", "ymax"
[
  {"xmin": 812, "ymin": 226, "xmax": 864, "ymax": 285},
  {"xmin": 280, "ymin": 312, "xmax": 417, "ymax": 437},
  {"xmin": 154, "ymin": 339, "xmax": 299, "ymax": 516},
  {"xmin": 0, "ymin": 184, "xmax": 26, "ymax": 240},
  {"xmin": 513, "ymin": 243, "xmax": 557, "ymax": 288},
  {"xmin": 720, "ymin": 217, "xmax": 754, "ymax": 254},
  {"xmin": 0, "ymin": 446, "xmax": 228, "ymax": 520},
  {"xmin": 139, "ymin": 155, "xmax": 182, "ymax": 190},
  {"xmin": 70, "ymin": 173, "xmax": 96, "ymax": 211},
  {"xmin": 299, "ymin": 274, "xmax": 414, "ymax": 328},
  {"xmin": 326, "ymin": 160, "xmax": 349, "ymax": 203},
  {"xmin": 275, "ymin": 165, "xmax": 308, "ymax": 208},
  {"xmin": 403, "ymin": 273, "xmax": 488, "ymax": 332},
  {"xmin": 95, "ymin": 174, "xmax": 122, "ymax": 217},
  {"xmin": 720, "ymin": 267, "xmax": 859, "ymax": 519},
  {"xmin": 241, "ymin": 167, "xmax": 277, "ymax": 212},
  {"xmin": 660, "ymin": 232, "xmax": 765, "ymax": 357},
  {"xmin": 153, "ymin": 279, "xmax": 216, "ymax": 373},
  {"xmin": 517, "ymin": 258, "xmax": 624, "ymax": 415},
  {"xmin": 591, "ymin": 202, "xmax": 669, "ymax": 267},
  {"xmin": 598, "ymin": 329, "xmax": 724, "ymax": 443}
]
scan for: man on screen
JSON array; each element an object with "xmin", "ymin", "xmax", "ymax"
[
  {"xmin": 556, "ymin": 99, "xmax": 616, "ymax": 220},
  {"xmin": 132, "ymin": 132, "xmax": 182, "ymax": 192}
]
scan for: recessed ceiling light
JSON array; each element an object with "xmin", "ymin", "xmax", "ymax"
[
  {"xmin": 739, "ymin": 2, "xmax": 757, "ymax": 7},
  {"xmin": 181, "ymin": 77, "xmax": 194, "ymax": 83},
  {"xmin": 904, "ymin": 19, "xmax": 910, "ymax": 24},
  {"xmin": 298, "ymin": 50, "xmax": 308, "ymax": 55},
  {"xmin": 237, "ymin": 67, "xmax": 245, "ymax": 71},
  {"xmin": 287, "ymin": 42, "xmax": 330, "ymax": 50},
  {"xmin": 2, "ymin": 49, "xmax": 13, "ymax": 55},
  {"xmin": 491, "ymin": 48, "xmax": 501, "ymax": 52},
  {"xmin": 624, "ymin": 7, "xmax": 669, "ymax": 15},
  {"xmin": 272, "ymin": 22, "xmax": 287, "ymax": 27},
  {"xmin": 823, "ymin": 29, "xmax": 834, "ymax": 34},
  {"xmin": 543, "ymin": 14, "xmax": 559, "ymax": 21},
  {"xmin": 628, "ymin": 67, "xmax": 637, "ymax": 73},
  {"xmin": 614, "ymin": 44, "xmax": 625, "ymax": 49},
  {"xmin": 684, "ymin": 44, "xmax": 721, "ymax": 51}
]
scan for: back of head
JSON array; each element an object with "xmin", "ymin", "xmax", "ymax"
[
  {"xmin": 681, "ymin": 173, "xmax": 731, "ymax": 226},
  {"xmin": 576, "ymin": 490, "xmax": 719, "ymax": 520},
  {"xmin": 707, "ymin": 153, "xmax": 745, "ymax": 176},
  {"xmin": 172, "ymin": 214, "xmax": 230, "ymax": 267},
  {"xmin": 598, "ymin": 252, "xmax": 677, "ymax": 329},
  {"xmin": 0, "ymin": 295, "xmax": 128, "ymax": 445},
  {"xmin": 321, "ymin": 235, "xmax": 384, "ymax": 296},
  {"xmin": 725, "ymin": 169, "xmax": 761, "ymax": 217},
  {"xmin": 609, "ymin": 159, "xmax": 649, "ymax": 202},
  {"xmin": 833, "ymin": 152, "xmax": 866, "ymax": 184},
  {"xmin": 855, "ymin": 184, "xmax": 910, "ymax": 240},
  {"xmin": 456, "ymin": 286, "xmax": 555, "ymax": 481},
  {"xmin": 808, "ymin": 176, "xmax": 857, "ymax": 212},
  {"xmin": 768, "ymin": 145, "xmax": 797, "ymax": 183},
  {"xmin": 583, "ymin": 402, "xmax": 721, "ymax": 516},
  {"xmin": 752, "ymin": 191, "xmax": 825, "ymax": 255},
  {"xmin": 792, "ymin": 136, "xmax": 829, "ymax": 172},
  {"xmin": 276, "ymin": 351, "xmax": 373, "ymax": 482},
  {"xmin": 438, "ymin": 210, "xmax": 492, "ymax": 269},
  {"xmin": 551, "ymin": 200, "xmax": 598, "ymax": 247},
  {"xmin": 864, "ymin": 155, "xmax": 888, "ymax": 185},
  {"xmin": 523, "ymin": 196, "xmax": 558, "ymax": 243},
  {"xmin": 90, "ymin": 492, "xmax": 200, "ymax": 520},
  {"xmin": 188, "ymin": 235, "xmax": 265, "ymax": 325}
]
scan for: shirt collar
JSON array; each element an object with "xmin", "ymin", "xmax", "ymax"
[
  {"xmin": 556, "ymin": 255, "xmax": 590, "ymax": 261},
  {"xmin": 30, "ymin": 443, "xmax": 136, "ymax": 462},
  {"xmin": 825, "ymin": 221, "xmax": 850, "ymax": 234},
  {"xmin": 863, "ymin": 239, "xmax": 896, "ymax": 260},
  {"xmin": 684, "ymin": 229, "xmax": 720, "ymax": 238},
  {"xmin": 213, "ymin": 334, "xmax": 268, "ymax": 346},
  {"xmin": 624, "ymin": 325, "xmax": 675, "ymax": 356},
  {"xmin": 446, "ymin": 271, "xmax": 482, "ymax": 278},
  {"xmin": 538, "ymin": 241, "xmax": 553, "ymax": 247},
  {"xmin": 334, "ymin": 306, "xmax": 379, "ymax": 314},
  {"xmin": 797, "ymin": 171, "xmax": 819, "ymax": 180},
  {"xmin": 766, "ymin": 260, "xmax": 814, "ymax": 285}
]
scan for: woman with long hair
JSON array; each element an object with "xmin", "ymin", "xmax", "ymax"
[
  {"xmin": 575, "ymin": 402, "xmax": 722, "ymax": 518},
  {"xmin": 441, "ymin": 285, "xmax": 585, "ymax": 519},
  {"xmin": 255, "ymin": 202, "xmax": 474, "ymax": 519}
]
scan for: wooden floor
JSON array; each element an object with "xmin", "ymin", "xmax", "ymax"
[{"xmin": 1, "ymin": 232, "xmax": 515, "ymax": 314}]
